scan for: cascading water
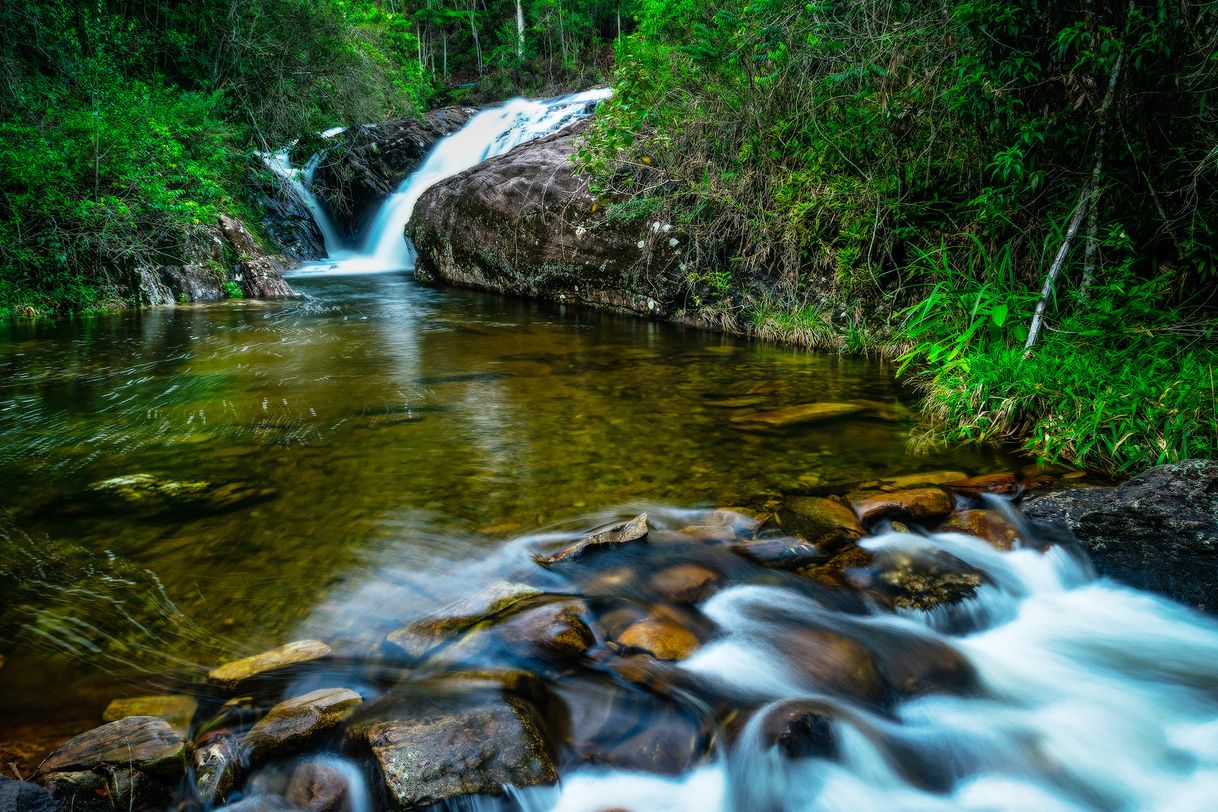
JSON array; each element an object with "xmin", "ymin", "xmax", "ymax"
[
  {"xmin": 436, "ymin": 503, "xmax": 1218, "ymax": 812},
  {"xmin": 291, "ymin": 87, "xmax": 611, "ymax": 275},
  {"xmin": 261, "ymin": 145, "xmax": 346, "ymax": 255}
]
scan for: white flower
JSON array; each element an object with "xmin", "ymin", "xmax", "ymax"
[
  {"xmin": 637, "ymin": 240, "xmax": 645, "ymax": 249},
  {"xmin": 662, "ymin": 224, "xmax": 672, "ymax": 233},
  {"xmin": 668, "ymin": 238, "xmax": 679, "ymax": 247},
  {"xmin": 651, "ymin": 221, "xmax": 661, "ymax": 232}
]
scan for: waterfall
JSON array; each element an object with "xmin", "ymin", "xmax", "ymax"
[
  {"xmin": 261, "ymin": 146, "xmax": 346, "ymax": 255},
  {"xmin": 291, "ymin": 87, "xmax": 611, "ymax": 275}
]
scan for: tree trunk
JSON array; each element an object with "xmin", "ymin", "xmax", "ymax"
[{"xmin": 516, "ymin": 0, "xmax": 525, "ymax": 58}]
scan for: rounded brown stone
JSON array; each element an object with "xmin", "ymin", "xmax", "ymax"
[
  {"xmin": 650, "ymin": 564, "xmax": 723, "ymax": 602},
  {"xmin": 617, "ymin": 618, "xmax": 701, "ymax": 661},
  {"xmin": 936, "ymin": 509, "xmax": 1020, "ymax": 550},
  {"xmin": 852, "ymin": 487, "xmax": 953, "ymax": 525}
]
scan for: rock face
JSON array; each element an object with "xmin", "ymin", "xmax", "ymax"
[
  {"xmin": 135, "ymin": 214, "xmax": 295, "ymax": 306},
  {"xmin": 409, "ymin": 121, "xmax": 686, "ymax": 318},
  {"xmin": 312, "ymin": 107, "xmax": 476, "ymax": 236},
  {"xmin": 1022, "ymin": 460, "xmax": 1218, "ymax": 609},
  {"xmin": 365, "ymin": 699, "xmax": 557, "ymax": 808}
]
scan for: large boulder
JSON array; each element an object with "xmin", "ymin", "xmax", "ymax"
[
  {"xmin": 1022, "ymin": 460, "xmax": 1218, "ymax": 609},
  {"xmin": 312, "ymin": 107, "xmax": 476, "ymax": 236},
  {"xmin": 409, "ymin": 120, "xmax": 686, "ymax": 318}
]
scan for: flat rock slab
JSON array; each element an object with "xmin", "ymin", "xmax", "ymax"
[
  {"xmin": 730, "ymin": 402, "xmax": 866, "ymax": 429},
  {"xmin": 103, "ymin": 695, "xmax": 198, "ymax": 737},
  {"xmin": 732, "ymin": 537, "xmax": 826, "ymax": 569},
  {"xmin": 534, "ymin": 514, "xmax": 649, "ymax": 564},
  {"xmin": 385, "ymin": 582, "xmax": 542, "ymax": 659},
  {"xmin": 209, "ymin": 639, "xmax": 332, "ymax": 688},
  {"xmin": 243, "ymin": 688, "xmax": 362, "ymax": 763},
  {"xmin": 36, "ymin": 716, "xmax": 186, "ymax": 778},
  {"xmin": 367, "ymin": 700, "xmax": 557, "ymax": 808}
]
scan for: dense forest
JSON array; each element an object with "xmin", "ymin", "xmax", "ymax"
[{"xmin": 1, "ymin": 0, "xmax": 1216, "ymax": 474}]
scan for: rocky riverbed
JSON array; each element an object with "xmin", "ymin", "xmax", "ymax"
[{"xmin": 6, "ymin": 460, "xmax": 1215, "ymax": 810}]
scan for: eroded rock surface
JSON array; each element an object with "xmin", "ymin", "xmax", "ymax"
[{"xmin": 410, "ymin": 121, "xmax": 685, "ymax": 317}]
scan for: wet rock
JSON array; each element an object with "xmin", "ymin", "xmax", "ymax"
[
  {"xmin": 867, "ymin": 633, "xmax": 978, "ymax": 699},
  {"xmin": 731, "ymin": 537, "xmax": 825, "ymax": 569},
  {"xmin": 616, "ymin": 617, "xmax": 701, "ymax": 661},
  {"xmin": 779, "ymin": 496, "xmax": 864, "ymax": 550},
  {"xmin": 0, "ymin": 778, "xmax": 61, "ymax": 812},
  {"xmin": 944, "ymin": 471, "xmax": 1031, "ymax": 495},
  {"xmin": 730, "ymin": 402, "xmax": 867, "ymax": 429},
  {"xmin": 194, "ymin": 735, "xmax": 242, "ymax": 807},
  {"xmin": 36, "ymin": 716, "xmax": 186, "ymax": 779},
  {"xmin": 103, "ymin": 695, "xmax": 198, "ymax": 737},
  {"xmin": 243, "ymin": 688, "xmax": 362, "ymax": 764},
  {"xmin": 936, "ymin": 509, "xmax": 1019, "ymax": 550},
  {"xmin": 534, "ymin": 514, "xmax": 649, "ymax": 565},
  {"xmin": 83, "ymin": 474, "xmax": 277, "ymax": 517},
  {"xmin": 676, "ymin": 525, "xmax": 737, "ymax": 543},
  {"xmin": 365, "ymin": 699, "xmax": 557, "ymax": 808},
  {"xmin": 498, "ymin": 601, "xmax": 595, "ymax": 657},
  {"xmin": 215, "ymin": 796, "xmax": 296, "ymax": 812},
  {"xmin": 217, "ymin": 215, "xmax": 296, "ymax": 299},
  {"xmin": 209, "ymin": 639, "xmax": 332, "ymax": 688},
  {"xmin": 786, "ymin": 629, "xmax": 882, "ymax": 702},
  {"xmin": 854, "ymin": 471, "xmax": 970, "ymax": 492},
  {"xmin": 852, "ymin": 487, "xmax": 953, "ymax": 526},
  {"xmin": 758, "ymin": 700, "xmax": 839, "ymax": 760},
  {"xmin": 410, "ymin": 119, "xmax": 685, "ymax": 319},
  {"xmin": 650, "ymin": 563, "xmax": 723, "ymax": 602},
  {"xmin": 1022, "ymin": 460, "xmax": 1218, "ymax": 609},
  {"xmin": 384, "ymin": 582, "xmax": 541, "ymax": 659},
  {"xmin": 285, "ymin": 759, "xmax": 353, "ymax": 812},
  {"xmin": 312, "ymin": 107, "xmax": 476, "ymax": 236},
  {"xmin": 855, "ymin": 551, "xmax": 983, "ymax": 610}
]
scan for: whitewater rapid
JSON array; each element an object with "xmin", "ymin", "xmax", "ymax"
[{"xmin": 464, "ymin": 507, "xmax": 1218, "ymax": 811}]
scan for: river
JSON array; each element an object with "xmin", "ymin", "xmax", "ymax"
[{"xmin": 1, "ymin": 93, "xmax": 1216, "ymax": 811}]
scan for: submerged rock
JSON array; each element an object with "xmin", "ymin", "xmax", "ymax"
[
  {"xmin": 365, "ymin": 699, "xmax": 557, "ymax": 808},
  {"xmin": 534, "ymin": 514, "xmax": 649, "ymax": 565},
  {"xmin": 1022, "ymin": 460, "xmax": 1218, "ymax": 609},
  {"xmin": 730, "ymin": 402, "xmax": 867, "ymax": 429},
  {"xmin": 285, "ymin": 759, "xmax": 355, "ymax": 812},
  {"xmin": 410, "ymin": 121, "xmax": 684, "ymax": 318},
  {"xmin": 209, "ymin": 639, "xmax": 332, "ymax": 688},
  {"xmin": 758, "ymin": 700, "xmax": 839, "ymax": 760},
  {"xmin": 384, "ymin": 582, "xmax": 542, "ymax": 660},
  {"xmin": 650, "ymin": 563, "xmax": 723, "ymax": 602},
  {"xmin": 102, "ymin": 695, "xmax": 197, "ymax": 738},
  {"xmin": 498, "ymin": 601, "xmax": 596, "ymax": 657},
  {"xmin": 243, "ymin": 688, "xmax": 362, "ymax": 763},
  {"xmin": 731, "ymin": 537, "xmax": 825, "ymax": 569},
  {"xmin": 83, "ymin": 473, "xmax": 276, "ymax": 517},
  {"xmin": 616, "ymin": 616, "xmax": 701, "ymax": 661}
]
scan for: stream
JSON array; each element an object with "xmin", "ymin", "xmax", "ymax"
[{"xmin": 1, "ymin": 92, "xmax": 1216, "ymax": 811}]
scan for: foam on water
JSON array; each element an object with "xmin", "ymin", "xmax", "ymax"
[{"xmin": 494, "ymin": 517, "xmax": 1218, "ymax": 811}]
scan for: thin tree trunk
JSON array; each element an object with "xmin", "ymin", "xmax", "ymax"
[
  {"xmin": 516, "ymin": 0, "xmax": 525, "ymax": 58},
  {"xmin": 470, "ymin": 6, "xmax": 482, "ymax": 75},
  {"xmin": 1025, "ymin": 50, "xmax": 1125, "ymax": 352}
]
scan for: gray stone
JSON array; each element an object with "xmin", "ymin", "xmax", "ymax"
[
  {"xmin": 243, "ymin": 688, "xmax": 362, "ymax": 763},
  {"xmin": 1022, "ymin": 460, "xmax": 1218, "ymax": 609}
]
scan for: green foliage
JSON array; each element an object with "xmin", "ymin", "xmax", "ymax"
[
  {"xmin": 582, "ymin": 0, "xmax": 1218, "ymax": 472},
  {"xmin": 0, "ymin": 0, "xmax": 431, "ymax": 317},
  {"xmin": 221, "ymin": 281, "xmax": 244, "ymax": 299}
]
